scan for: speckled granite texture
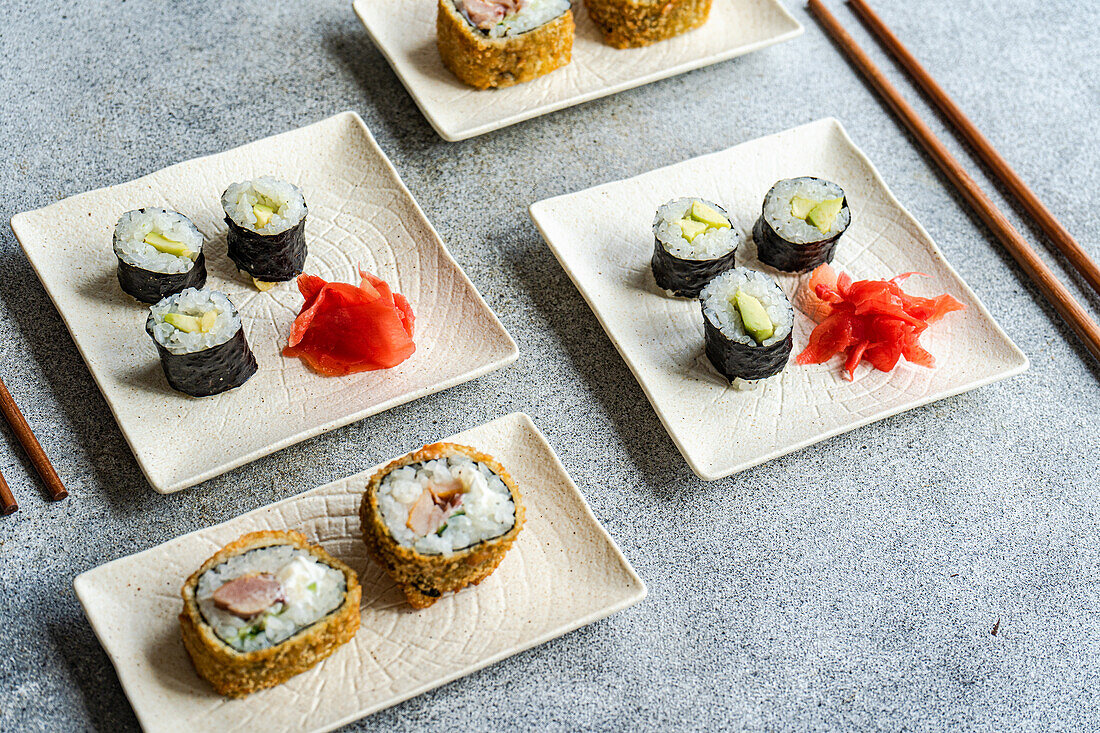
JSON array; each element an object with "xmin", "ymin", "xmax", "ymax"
[{"xmin": 1, "ymin": 1, "xmax": 1098, "ymax": 730}]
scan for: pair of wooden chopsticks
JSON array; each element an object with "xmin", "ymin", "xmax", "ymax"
[
  {"xmin": 0, "ymin": 377, "xmax": 68, "ymax": 515},
  {"xmin": 808, "ymin": 0, "xmax": 1100, "ymax": 364}
]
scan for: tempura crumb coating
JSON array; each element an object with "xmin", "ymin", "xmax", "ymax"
[
  {"xmin": 179, "ymin": 530, "xmax": 362, "ymax": 698},
  {"xmin": 436, "ymin": 0, "xmax": 574, "ymax": 90},
  {"xmin": 584, "ymin": 0, "xmax": 712, "ymax": 48},
  {"xmin": 360, "ymin": 443, "xmax": 525, "ymax": 609}
]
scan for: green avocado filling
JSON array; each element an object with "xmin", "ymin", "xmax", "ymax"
[
  {"xmin": 733, "ymin": 290, "xmax": 774, "ymax": 344},
  {"xmin": 790, "ymin": 195, "xmax": 844, "ymax": 234},
  {"xmin": 164, "ymin": 310, "xmax": 217, "ymax": 334},
  {"xmin": 252, "ymin": 201, "xmax": 277, "ymax": 228},
  {"xmin": 676, "ymin": 200, "xmax": 731, "ymax": 243},
  {"xmin": 143, "ymin": 231, "xmax": 192, "ymax": 258}
]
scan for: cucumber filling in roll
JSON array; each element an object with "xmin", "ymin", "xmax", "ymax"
[
  {"xmin": 113, "ymin": 208, "xmax": 206, "ymax": 303},
  {"xmin": 148, "ymin": 288, "xmax": 241, "ymax": 355},
  {"xmin": 754, "ymin": 177, "xmax": 850, "ymax": 273},
  {"xmin": 222, "ymin": 176, "xmax": 308, "ymax": 284},
  {"xmin": 146, "ymin": 288, "xmax": 258, "ymax": 396},
  {"xmin": 377, "ymin": 454, "xmax": 517, "ymax": 556},
  {"xmin": 652, "ymin": 197, "xmax": 742, "ymax": 298},
  {"xmin": 455, "ymin": 0, "xmax": 571, "ymax": 37},
  {"xmin": 114, "ymin": 209, "xmax": 202, "ymax": 271},
  {"xmin": 701, "ymin": 268, "xmax": 794, "ymax": 386},
  {"xmin": 195, "ymin": 545, "xmax": 348, "ymax": 653}
]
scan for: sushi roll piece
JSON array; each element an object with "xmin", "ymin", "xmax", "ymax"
[
  {"xmin": 700, "ymin": 268, "xmax": 794, "ymax": 388},
  {"xmin": 437, "ymin": 0, "xmax": 574, "ymax": 90},
  {"xmin": 360, "ymin": 443, "xmax": 524, "ymax": 609},
  {"xmin": 221, "ymin": 177, "xmax": 308, "ymax": 288},
  {"xmin": 113, "ymin": 208, "xmax": 207, "ymax": 303},
  {"xmin": 753, "ymin": 177, "xmax": 851, "ymax": 273},
  {"xmin": 146, "ymin": 288, "xmax": 258, "ymax": 397},
  {"xmin": 179, "ymin": 530, "xmax": 361, "ymax": 698},
  {"xmin": 652, "ymin": 198, "xmax": 743, "ymax": 298},
  {"xmin": 584, "ymin": 0, "xmax": 712, "ymax": 49}
]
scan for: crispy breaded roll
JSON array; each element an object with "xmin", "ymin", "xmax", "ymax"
[
  {"xmin": 179, "ymin": 530, "xmax": 361, "ymax": 698},
  {"xmin": 360, "ymin": 442, "xmax": 524, "ymax": 609},
  {"xmin": 584, "ymin": 0, "xmax": 712, "ymax": 48},
  {"xmin": 437, "ymin": 0, "xmax": 574, "ymax": 89}
]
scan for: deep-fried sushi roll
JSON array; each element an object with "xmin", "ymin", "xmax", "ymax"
[
  {"xmin": 360, "ymin": 442, "xmax": 524, "ymax": 609},
  {"xmin": 179, "ymin": 530, "xmax": 361, "ymax": 698}
]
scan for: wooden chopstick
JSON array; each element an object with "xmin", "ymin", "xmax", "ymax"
[
  {"xmin": 0, "ymin": 469, "xmax": 16, "ymax": 515},
  {"xmin": 847, "ymin": 0, "xmax": 1100, "ymax": 298},
  {"xmin": 807, "ymin": 0, "xmax": 1100, "ymax": 365},
  {"xmin": 0, "ymin": 377, "xmax": 68, "ymax": 502}
]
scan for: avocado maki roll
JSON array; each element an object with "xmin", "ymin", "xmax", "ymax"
[
  {"xmin": 146, "ymin": 288, "xmax": 258, "ymax": 397},
  {"xmin": 360, "ymin": 442, "xmax": 524, "ymax": 609},
  {"xmin": 753, "ymin": 177, "xmax": 850, "ymax": 273},
  {"xmin": 700, "ymin": 268, "xmax": 793, "ymax": 388},
  {"xmin": 179, "ymin": 530, "xmax": 362, "ymax": 698},
  {"xmin": 221, "ymin": 177, "xmax": 307, "ymax": 288},
  {"xmin": 113, "ymin": 208, "xmax": 206, "ymax": 303},
  {"xmin": 437, "ymin": 0, "xmax": 575, "ymax": 90},
  {"xmin": 652, "ymin": 198, "xmax": 743, "ymax": 298}
]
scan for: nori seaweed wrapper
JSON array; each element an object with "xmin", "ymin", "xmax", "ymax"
[
  {"xmin": 651, "ymin": 240, "xmax": 739, "ymax": 298},
  {"xmin": 225, "ymin": 217, "xmax": 307, "ymax": 282},
  {"xmin": 146, "ymin": 323, "xmax": 258, "ymax": 398},
  {"xmin": 703, "ymin": 313, "xmax": 793, "ymax": 382},
  {"xmin": 752, "ymin": 201, "xmax": 848, "ymax": 273},
  {"xmin": 117, "ymin": 252, "xmax": 207, "ymax": 304}
]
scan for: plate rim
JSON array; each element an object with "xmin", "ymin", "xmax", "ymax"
[
  {"xmin": 73, "ymin": 411, "xmax": 647, "ymax": 733},
  {"xmin": 352, "ymin": 0, "xmax": 804, "ymax": 141},
  {"xmin": 11, "ymin": 110, "xmax": 520, "ymax": 493},
  {"xmin": 528, "ymin": 116, "xmax": 1030, "ymax": 481}
]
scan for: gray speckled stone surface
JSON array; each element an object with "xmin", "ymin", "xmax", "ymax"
[{"xmin": 2, "ymin": 0, "xmax": 1099, "ymax": 730}]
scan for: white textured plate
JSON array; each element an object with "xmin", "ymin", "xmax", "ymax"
[
  {"xmin": 353, "ymin": 0, "xmax": 803, "ymax": 141},
  {"xmin": 11, "ymin": 112, "xmax": 518, "ymax": 493},
  {"xmin": 74, "ymin": 413, "xmax": 645, "ymax": 733},
  {"xmin": 529, "ymin": 118, "xmax": 1029, "ymax": 481}
]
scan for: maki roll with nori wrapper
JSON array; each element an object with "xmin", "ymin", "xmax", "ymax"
[
  {"xmin": 179, "ymin": 530, "xmax": 361, "ymax": 698},
  {"xmin": 360, "ymin": 442, "xmax": 524, "ymax": 609},
  {"xmin": 652, "ymin": 198, "xmax": 743, "ymax": 298},
  {"xmin": 753, "ymin": 177, "xmax": 851, "ymax": 273},
  {"xmin": 146, "ymin": 288, "xmax": 258, "ymax": 397},
  {"xmin": 113, "ymin": 209, "xmax": 206, "ymax": 303},
  {"xmin": 222, "ymin": 177, "xmax": 307, "ymax": 286},
  {"xmin": 700, "ymin": 268, "xmax": 793, "ymax": 388}
]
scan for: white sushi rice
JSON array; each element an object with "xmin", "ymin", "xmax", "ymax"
[
  {"xmin": 221, "ymin": 176, "xmax": 307, "ymax": 235},
  {"xmin": 455, "ymin": 0, "xmax": 570, "ymax": 37},
  {"xmin": 113, "ymin": 209, "xmax": 202, "ymax": 274},
  {"xmin": 378, "ymin": 454, "xmax": 516, "ymax": 555},
  {"xmin": 701, "ymin": 268, "xmax": 793, "ymax": 349},
  {"xmin": 148, "ymin": 288, "xmax": 240, "ymax": 355},
  {"xmin": 653, "ymin": 197, "xmax": 742, "ymax": 261},
  {"xmin": 762, "ymin": 177, "xmax": 850, "ymax": 244},
  {"xmin": 196, "ymin": 544, "xmax": 347, "ymax": 653}
]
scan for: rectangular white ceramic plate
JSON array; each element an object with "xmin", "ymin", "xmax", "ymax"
[
  {"xmin": 529, "ymin": 118, "xmax": 1029, "ymax": 481},
  {"xmin": 353, "ymin": 0, "xmax": 803, "ymax": 141},
  {"xmin": 74, "ymin": 412, "xmax": 646, "ymax": 733},
  {"xmin": 11, "ymin": 111, "xmax": 518, "ymax": 494}
]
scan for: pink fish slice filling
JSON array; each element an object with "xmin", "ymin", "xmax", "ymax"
[
  {"xmin": 212, "ymin": 573, "xmax": 285, "ymax": 618},
  {"xmin": 462, "ymin": 0, "xmax": 526, "ymax": 28},
  {"xmin": 406, "ymin": 484, "xmax": 465, "ymax": 537}
]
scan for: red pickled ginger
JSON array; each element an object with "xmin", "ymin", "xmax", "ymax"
[
  {"xmin": 796, "ymin": 264, "xmax": 965, "ymax": 380},
  {"xmin": 283, "ymin": 269, "xmax": 415, "ymax": 376}
]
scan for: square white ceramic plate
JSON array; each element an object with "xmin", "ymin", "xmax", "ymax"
[
  {"xmin": 11, "ymin": 112, "xmax": 518, "ymax": 494},
  {"xmin": 353, "ymin": 0, "xmax": 803, "ymax": 141},
  {"xmin": 74, "ymin": 413, "xmax": 645, "ymax": 733},
  {"xmin": 529, "ymin": 118, "xmax": 1029, "ymax": 481}
]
